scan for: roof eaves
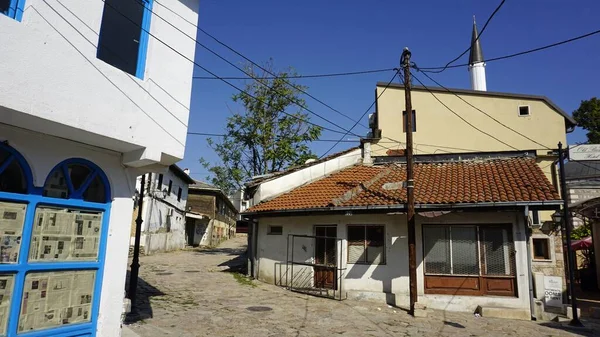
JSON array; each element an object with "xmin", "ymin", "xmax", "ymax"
[{"xmin": 376, "ymin": 83, "xmax": 577, "ymax": 126}]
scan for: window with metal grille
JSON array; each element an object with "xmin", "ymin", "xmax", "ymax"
[
  {"xmin": 423, "ymin": 225, "xmax": 515, "ymax": 276},
  {"xmin": 347, "ymin": 225, "xmax": 385, "ymax": 264}
]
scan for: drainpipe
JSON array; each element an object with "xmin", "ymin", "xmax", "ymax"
[{"xmin": 524, "ymin": 205, "xmax": 537, "ymax": 320}]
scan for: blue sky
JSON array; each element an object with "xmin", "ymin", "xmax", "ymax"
[{"xmin": 180, "ymin": 0, "xmax": 599, "ymax": 180}]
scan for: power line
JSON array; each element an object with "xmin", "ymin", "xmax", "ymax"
[
  {"xmin": 145, "ymin": 3, "xmax": 366, "ymax": 135},
  {"xmin": 420, "ymin": 28, "xmax": 600, "ymax": 72},
  {"xmin": 97, "ymin": 0, "xmax": 361, "ymax": 138},
  {"xmin": 192, "ymin": 69, "xmax": 394, "ymax": 80},
  {"xmin": 151, "ymin": 1, "xmax": 394, "ymax": 82},
  {"xmin": 319, "ymin": 70, "xmax": 400, "ymax": 158},
  {"xmin": 29, "ymin": 4, "xmax": 185, "ymax": 147},
  {"xmin": 413, "ymin": 67, "xmax": 552, "ymax": 150},
  {"xmin": 48, "ymin": 0, "xmax": 190, "ymax": 128},
  {"xmin": 431, "ymin": 0, "xmax": 506, "ymax": 74},
  {"xmin": 187, "ymin": 132, "xmax": 359, "ymax": 143},
  {"xmin": 411, "ymin": 71, "xmax": 519, "ymax": 151},
  {"xmin": 153, "ymin": 0, "xmax": 370, "ymax": 129}
]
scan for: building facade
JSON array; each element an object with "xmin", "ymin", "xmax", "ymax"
[
  {"xmin": 186, "ymin": 182, "xmax": 237, "ymax": 247},
  {"xmin": 131, "ymin": 165, "xmax": 194, "ymax": 254},
  {"xmin": 0, "ymin": 0, "xmax": 198, "ymax": 335},
  {"xmin": 244, "ymin": 155, "xmax": 562, "ymax": 318}
]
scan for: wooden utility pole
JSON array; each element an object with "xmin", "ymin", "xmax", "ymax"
[{"xmin": 401, "ymin": 47, "xmax": 417, "ymax": 315}]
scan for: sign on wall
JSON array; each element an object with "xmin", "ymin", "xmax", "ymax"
[
  {"xmin": 544, "ymin": 276, "xmax": 563, "ymax": 307},
  {"xmin": 569, "ymin": 144, "xmax": 600, "ymax": 161}
]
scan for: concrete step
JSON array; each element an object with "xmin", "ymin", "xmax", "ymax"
[{"xmin": 475, "ymin": 305, "xmax": 531, "ymax": 321}]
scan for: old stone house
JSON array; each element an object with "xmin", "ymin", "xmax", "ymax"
[{"xmin": 186, "ymin": 181, "xmax": 237, "ymax": 246}]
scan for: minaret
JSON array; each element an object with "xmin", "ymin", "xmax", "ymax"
[{"xmin": 469, "ymin": 16, "xmax": 486, "ymax": 91}]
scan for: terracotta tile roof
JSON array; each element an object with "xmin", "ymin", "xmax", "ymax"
[{"xmin": 246, "ymin": 157, "xmax": 561, "ymax": 213}]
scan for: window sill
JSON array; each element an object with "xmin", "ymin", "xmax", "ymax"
[
  {"xmin": 532, "ymin": 259, "xmax": 553, "ymax": 263},
  {"xmin": 347, "ymin": 262, "xmax": 386, "ymax": 266}
]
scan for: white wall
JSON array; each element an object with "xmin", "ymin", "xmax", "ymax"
[
  {"xmin": 134, "ymin": 169, "xmax": 190, "ymax": 253},
  {"xmin": 255, "ymin": 211, "xmax": 531, "ymax": 313},
  {"xmin": 252, "ymin": 149, "xmax": 362, "ymax": 206},
  {"xmin": 0, "ymin": 0, "xmax": 199, "ymax": 166},
  {"xmin": 0, "ymin": 123, "xmax": 137, "ymax": 337}
]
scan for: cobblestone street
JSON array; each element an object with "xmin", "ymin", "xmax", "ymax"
[{"xmin": 124, "ymin": 235, "xmax": 599, "ymax": 337}]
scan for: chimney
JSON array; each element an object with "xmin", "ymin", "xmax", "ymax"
[
  {"xmin": 362, "ymin": 141, "xmax": 373, "ymax": 165},
  {"xmin": 183, "ymin": 168, "xmax": 190, "ymax": 175},
  {"xmin": 469, "ymin": 16, "xmax": 487, "ymax": 91}
]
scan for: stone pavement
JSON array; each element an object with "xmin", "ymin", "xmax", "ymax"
[{"xmin": 124, "ymin": 235, "xmax": 600, "ymax": 337}]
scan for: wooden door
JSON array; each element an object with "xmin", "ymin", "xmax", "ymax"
[{"xmin": 314, "ymin": 226, "xmax": 337, "ymax": 290}]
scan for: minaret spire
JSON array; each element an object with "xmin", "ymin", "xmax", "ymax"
[{"xmin": 468, "ymin": 16, "xmax": 487, "ymax": 91}]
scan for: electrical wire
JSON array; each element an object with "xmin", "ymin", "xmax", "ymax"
[
  {"xmin": 420, "ymin": 28, "xmax": 600, "ymax": 72},
  {"xmin": 152, "ymin": 0, "xmax": 371, "ymax": 129},
  {"xmin": 430, "ymin": 0, "xmax": 506, "ymax": 74},
  {"xmin": 97, "ymin": 0, "xmax": 361, "ymax": 138},
  {"xmin": 29, "ymin": 4, "xmax": 185, "ymax": 146},
  {"xmin": 411, "ymin": 71, "xmax": 520, "ymax": 151},
  {"xmin": 413, "ymin": 66, "xmax": 553, "ymax": 150},
  {"xmin": 143, "ymin": 2, "xmax": 368, "ymax": 135},
  {"xmin": 192, "ymin": 69, "xmax": 394, "ymax": 80},
  {"xmin": 319, "ymin": 70, "xmax": 400, "ymax": 158},
  {"xmin": 48, "ymin": 0, "xmax": 190, "ymax": 128}
]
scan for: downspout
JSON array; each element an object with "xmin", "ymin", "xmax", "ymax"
[{"xmin": 524, "ymin": 205, "xmax": 536, "ymax": 320}]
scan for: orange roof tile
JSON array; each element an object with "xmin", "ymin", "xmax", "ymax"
[{"xmin": 246, "ymin": 157, "xmax": 561, "ymax": 213}]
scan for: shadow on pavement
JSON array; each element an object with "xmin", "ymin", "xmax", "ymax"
[
  {"xmin": 124, "ymin": 270, "xmax": 166, "ymax": 324},
  {"xmin": 538, "ymin": 321, "xmax": 598, "ymax": 337},
  {"xmin": 194, "ymin": 247, "xmax": 246, "ymax": 256},
  {"xmin": 218, "ymin": 249, "xmax": 248, "ymax": 274}
]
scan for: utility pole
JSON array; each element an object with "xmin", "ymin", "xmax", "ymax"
[
  {"xmin": 401, "ymin": 47, "xmax": 417, "ymax": 316},
  {"xmin": 128, "ymin": 173, "xmax": 145, "ymax": 314},
  {"xmin": 557, "ymin": 142, "xmax": 583, "ymax": 327}
]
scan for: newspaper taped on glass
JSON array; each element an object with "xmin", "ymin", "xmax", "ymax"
[
  {"xmin": 29, "ymin": 207, "xmax": 102, "ymax": 262},
  {"xmin": 0, "ymin": 201, "xmax": 26, "ymax": 264},
  {"xmin": 0, "ymin": 275, "xmax": 14, "ymax": 335},
  {"xmin": 18, "ymin": 270, "xmax": 95, "ymax": 332}
]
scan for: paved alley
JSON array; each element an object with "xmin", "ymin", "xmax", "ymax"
[{"xmin": 124, "ymin": 235, "xmax": 599, "ymax": 337}]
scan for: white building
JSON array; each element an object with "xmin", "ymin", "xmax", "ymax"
[
  {"xmin": 0, "ymin": 0, "xmax": 198, "ymax": 335},
  {"xmin": 133, "ymin": 165, "xmax": 194, "ymax": 254}
]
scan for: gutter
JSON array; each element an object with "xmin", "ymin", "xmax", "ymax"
[{"xmin": 242, "ymin": 200, "xmax": 564, "ymax": 217}]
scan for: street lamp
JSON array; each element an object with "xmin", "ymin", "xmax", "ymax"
[{"xmin": 551, "ymin": 210, "xmax": 562, "ymax": 224}]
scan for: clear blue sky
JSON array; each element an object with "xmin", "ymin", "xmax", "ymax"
[{"xmin": 179, "ymin": 0, "xmax": 599, "ymax": 181}]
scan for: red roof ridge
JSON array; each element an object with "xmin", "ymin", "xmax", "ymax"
[{"xmin": 331, "ymin": 166, "xmax": 393, "ymax": 206}]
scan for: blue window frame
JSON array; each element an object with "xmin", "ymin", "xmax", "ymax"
[
  {"xmin": 0, "ymin": 0, "xmax": 25, "ymax": 21},
  {"xmin": 96, "ymin": 0, "xmax": 153, "ymax": 79},
  {"xmin": 0, "ymin": 143, "xmax": 111, "ymax": 337}
]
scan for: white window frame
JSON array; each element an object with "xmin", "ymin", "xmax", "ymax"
[{"xmin": 518, "ymin": 105, "xmax": 531, "ymax": 117}]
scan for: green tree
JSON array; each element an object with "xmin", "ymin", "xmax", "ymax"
[
  {"xmin": 201, "ymin": 61, "xmax": 322, "ymax": 195},
  {"xmin": 573, "ymin": 97, "xmax": 600, "ymax": 143}
]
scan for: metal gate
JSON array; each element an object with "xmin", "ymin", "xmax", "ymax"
[{"xmin": 286, "ymin": 234, "xmax": 346, "ymax": 300}]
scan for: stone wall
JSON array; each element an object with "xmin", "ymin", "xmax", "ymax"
[{"xmin": 530, "ymin": 223, "xmax": 566, "ymax": 294}]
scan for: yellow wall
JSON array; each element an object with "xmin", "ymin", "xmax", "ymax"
[
  {"xmin": 372, "ymin": 86, "xmax": 568, "ymax": 156},
  {"xmin": 372, "ymin": 86, "xmax": 569, "ymax": 222}
]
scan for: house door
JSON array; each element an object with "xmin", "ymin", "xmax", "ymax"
[
  {"xmin": 314, "ymin": 226, "xmax": 337, "ymax": 290},
  {"xmin": 185, "ymin": 219, "xmax": 195, "ymax": 246}
]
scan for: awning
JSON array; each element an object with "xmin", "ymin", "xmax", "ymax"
[
  {"xmin": 570, "ymin": 197, "xmax": 600, "ymax": 219},
  {"xmin": 186, "ymin": 212, "xmax": 210, "ymax": 220},
  {"xmin": 571, "ymin": 237, "xmax": 593, "ymax": 251}
]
